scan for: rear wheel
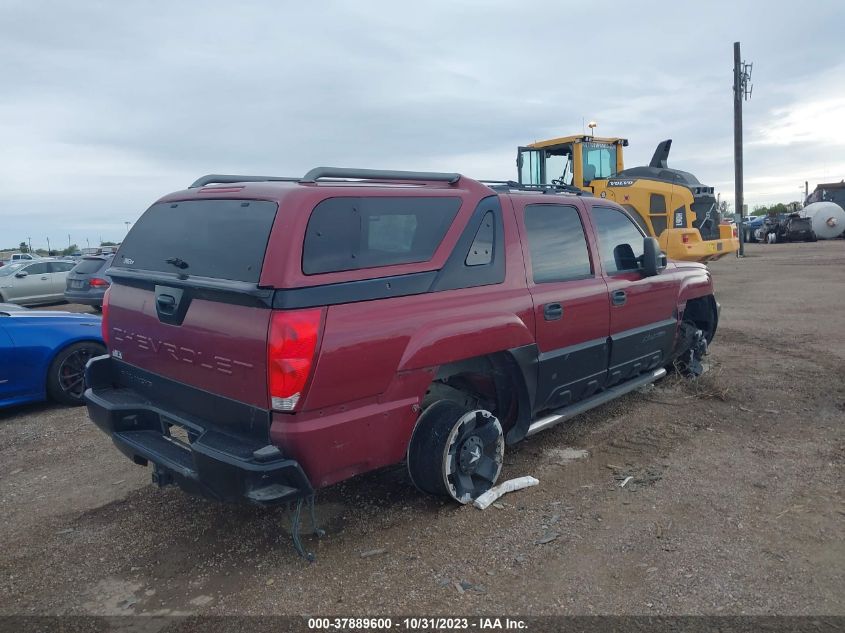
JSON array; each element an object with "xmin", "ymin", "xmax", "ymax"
[
  {"xmin": 92, "ymin": 305, "xmax": 102, "ymax": 312},
  {"xmin": 407, "ymin": 400, "xmax": 504, "ymax": 504},
  {"xmin": 47, "ymin": 341, "xmax": 106, "ymax": 405}
]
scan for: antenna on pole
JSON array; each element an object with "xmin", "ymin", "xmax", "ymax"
[{"xmin": 733, "ymin": 41, "xmax": 753, "ymax": 257}]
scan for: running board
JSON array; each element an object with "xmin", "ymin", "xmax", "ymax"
[{"xmin": 526, "ymin": 368, "xmax": 667, "ymax": 437}]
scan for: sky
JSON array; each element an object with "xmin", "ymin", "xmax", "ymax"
[{"xmin": 1, "ymin": 0, "xmax": 844, "ymax": 250}]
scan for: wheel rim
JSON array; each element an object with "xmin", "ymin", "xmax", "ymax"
[
  {"xmin": 442, "ymin": 409, "xmax": 504, "ymax": 503},
  {"xmin": 58, "ymin": 347, "xmax": 96, "ymax": 399}
]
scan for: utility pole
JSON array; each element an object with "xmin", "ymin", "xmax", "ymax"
[
  {"xmin": 27, "ymin": 237, "xmax": 32, "ymax": 253},
  {"xmin": 46, "ymin": 237, "xmax": 51, "ymax": 255},
  {"xmin": 733, "ymin": 41, "xmax": 753, "ymax": 256}
]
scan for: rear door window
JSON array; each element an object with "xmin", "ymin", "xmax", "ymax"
[
  {"xmin": 303, "ymin": 197, "xmax": 461, "ymax": 274},
  {"xmin": 24, "ymin": 262, "xmax": 51, "ymax": 275},
  {"xmin": 524, "ymin": 204, "xmax": 593, "ymax": 283},
  {"xmin": 49, "ymin": 261, "xmax": 75, "ymax": 273},
  {"xmin": 115, "ymin": 200, "xmax": 278, "ymax": 283}
]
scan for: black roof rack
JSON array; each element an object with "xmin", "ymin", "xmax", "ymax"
[
  {"xmin": 190, "ymin": 175, "xmax": 299, "ymax": 188},
  {"xmin": 479, "ymin": 180, "xmax": 589, "ymax": 196},
  {"xmin": 300, "ymin": 167, "xmax": 461, "ymax": 184},
  {"xmin": 190, "ymin": 168, "xmax": 462, "ymax": 189}
]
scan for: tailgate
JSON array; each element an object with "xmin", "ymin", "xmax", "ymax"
[
  {"xmin": 105, "ymin": 198, "xmax": 278, "ymax": 411},
  {"xmin": 106, "ymin": 283, "xmax": 271, "ymax": 408}
]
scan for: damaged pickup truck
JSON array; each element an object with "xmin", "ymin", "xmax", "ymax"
[{"xmin": 85, "ymin": 168, "xmax": 718, "ymax": 555}]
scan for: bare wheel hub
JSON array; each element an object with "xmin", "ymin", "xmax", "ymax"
[{"xmin": 458, "ymin": 435, "xmax": 484, "ymax": 475}]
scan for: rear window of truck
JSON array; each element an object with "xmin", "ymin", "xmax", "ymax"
[
  {"xmin": 115, "ymin": 200, "xmax": 278, "ymax": 283},
  {"xmin": 302, "ymin": 197, "xmax": 461, "ymax": 274}
]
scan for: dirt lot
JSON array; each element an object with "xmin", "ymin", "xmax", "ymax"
[{"xmin": 1, "ymin": 241, "xmax": 843, "ymax": 617}]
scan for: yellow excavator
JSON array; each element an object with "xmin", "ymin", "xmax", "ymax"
[{"xmin": 516, "ymin": 135, "xmax": 739, "ymax": 261}]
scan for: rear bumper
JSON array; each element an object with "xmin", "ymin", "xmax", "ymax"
[
  {"xmin": 64, "ymin": 290, "xmax": 105, "ymax": 306},
  {"xmin": 84, "ymin": 355, "xmax": 313, "ymax": 505}
]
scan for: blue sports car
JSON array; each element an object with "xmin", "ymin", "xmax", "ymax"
[{"xmin": 0, "ymin": 304, "xmax": 105, "ymax": 408}]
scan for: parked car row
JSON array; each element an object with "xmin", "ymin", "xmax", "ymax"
[
  {"xmin": 756, "ymin": 213, "xmax": 817, "ymax": 243},
  {"xmin": 0, "ymin": 259, "xmax": 77, "ymax": 306},
  {"xmin": 0, "ymin": 252, "xmax": 41, "ymax": 267},
  {"xmin": 742, "ymin": 213, "xmax": 817, "ymax": 243},
  {"xmin": 0, "ymin": 255, "xmax": 113, "ymax": 308}
]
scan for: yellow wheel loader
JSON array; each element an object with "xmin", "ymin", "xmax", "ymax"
[{"xmin": 516, "ymin": 135, "xmax": 739, "ymax": 262}]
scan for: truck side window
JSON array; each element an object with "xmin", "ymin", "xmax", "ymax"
[
  {"xmin": 524, "ymin": 204, "xmax": 592, "ymax": 283},
  {"xmin": 303, "ymin": 197, "xmax": 461, "ymax": 274},
  {"xmin": 591, "ymin": 206, "xmax": 645, "ymax": 274}
]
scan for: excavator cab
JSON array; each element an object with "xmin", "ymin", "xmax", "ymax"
[
  {"xmin": 518, "ymin": 144, "xmax": 575, "ymax": 186},
  {"xmin": 517, "ymin": 136, "xmax": 625, "ymax": 190}
]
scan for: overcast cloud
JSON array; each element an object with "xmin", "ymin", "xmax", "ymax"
[{"xmin": 1, "ymin": 0, "xmax": 844, "ymax": 249}]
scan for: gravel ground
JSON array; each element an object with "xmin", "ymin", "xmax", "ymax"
[{"xmin": 0, "ymin": 241, "xmax": 843, "ymax": 617}]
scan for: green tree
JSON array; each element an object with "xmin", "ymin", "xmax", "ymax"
[
  {"xmin": 61, "ymin": 244, "xmax": 79, "ymax": 256},
  {"xmin": 19, "ymin": 241, "xmax": 28, "ymax": 253}
]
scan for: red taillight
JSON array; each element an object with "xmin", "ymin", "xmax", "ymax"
[
  {"xmin": 268, "ymin": 308, "xmax": 322, "ymax": 412},
  {"xmin": 89, "ymin": 277, "xmax": 109, "ymax": 288},
  {"xmin": 682, "ymin": 234, "xmax": 690, "ymax": 244},
  {"xmin": 101, "ymin": 287, "xmax": 111, "ymax": 346},
  {"xmin": 732, "ymin": 227, "xmax": 738, "ymax": 238}
]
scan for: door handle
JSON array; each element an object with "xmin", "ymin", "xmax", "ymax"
[
  {"xmin": 41, "ymin": 276, "xmax": 48, "ymax": 280},
  {"xmin": 543, "ymin": 302, "xmax": 563, "ymax": 321},
  {"xmin": 611, "ymin": 290, "xmax": 627, "ymax": 306}
]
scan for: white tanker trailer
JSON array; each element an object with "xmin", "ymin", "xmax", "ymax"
[{"xmin": 801, "ymin": 202, "xmax": 845, "ymax": 239}]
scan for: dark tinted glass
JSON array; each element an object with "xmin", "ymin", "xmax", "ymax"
[
  {"xmin": 649, "ymin": 194, "xmax": 666, "ymax": 213},
  {"xmin": 591, "ymin": 206, "xmax": 645, "ymax": 274},
  {"xmin": 524, "ymin": 204, "xmax": 592, "ymax": 283},
  {"xmin": 303, "ymin": 197, "xmax": 461, "ymax": 274},
  {"xmin": 49, "ymin": 261, "xmax": 75, "ymax": 273},
  {"xmin": 25, "ymin": 262, "xmax": 51, "ymax": 275},
  {"xmin": 465, "ymin": 211, "xmax": 495, "ymax": 266},
  {"xmin": 115, "ymin": 200, "xmax": 278, "ymax": 283},
  {"xmin": 72, "ymin": 258, "xmax": 107, "ymax": 275}
]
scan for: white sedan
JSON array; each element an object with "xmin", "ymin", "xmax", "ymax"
[{"xmin": 0, "ymin": 259, "xmax": 76, "ymax": 306}]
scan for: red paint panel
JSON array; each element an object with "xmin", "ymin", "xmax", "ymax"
[
  {"xmin": 106, "ymin": 284, "xmax": 271, "ymax": 408},
  {"xmin": 272, "ymin": 368, "xmax": 434, "ymax": 486},
  {"xmin": 302, "ymin": 285, "xmax": 534, "ymax": 411}
]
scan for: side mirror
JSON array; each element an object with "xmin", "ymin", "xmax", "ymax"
[
  {"xmin": 640, "ymin": 237, "xmax": 667, "ymax": 277},
  {"xmin": 14, "ymin": 271, "xmax": 28, "ymax": 278}
]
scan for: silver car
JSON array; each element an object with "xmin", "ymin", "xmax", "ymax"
[{"xmin": 0, "ymin": 259, "xmax": 76, "ymax": 306}]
